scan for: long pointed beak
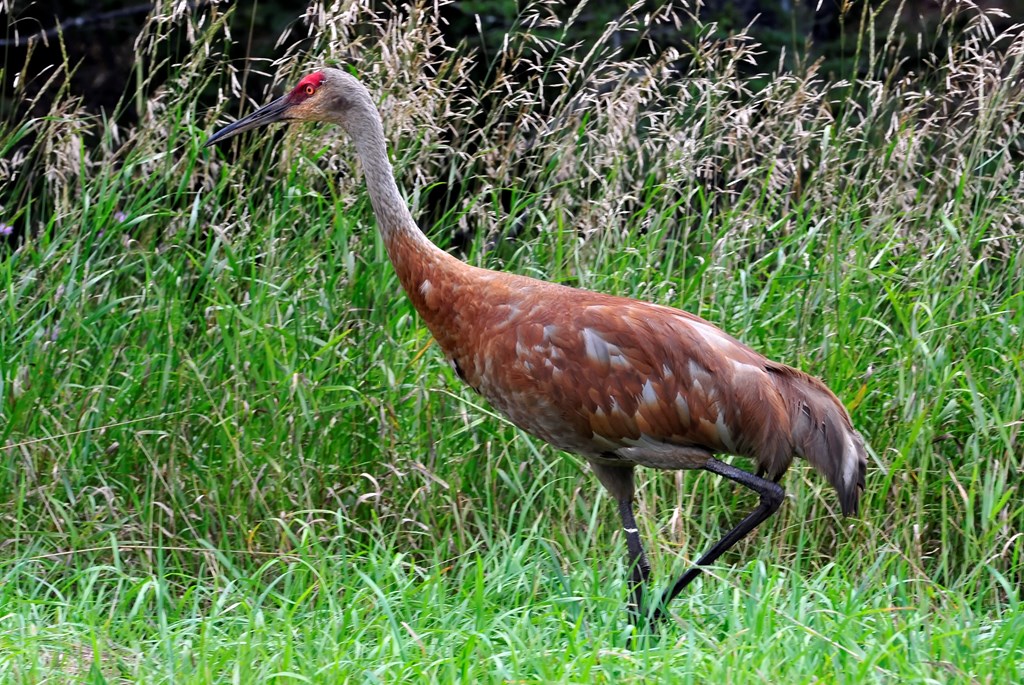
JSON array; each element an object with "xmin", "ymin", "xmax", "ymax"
[{"xmin": 204, "ymin": 95, "xmax": 292, "ymax": 148}]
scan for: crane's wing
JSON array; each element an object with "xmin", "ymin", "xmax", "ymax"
[
  {"xmin": 440, "ymin": 275, "xmax": 864, "ymax": 513},
  {"xmin": 473, "ymin": 288, "xmax": 795, "ymax": 469}
]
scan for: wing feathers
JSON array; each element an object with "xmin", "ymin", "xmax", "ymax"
[{"xmin": 436, "ymin": 277, "xmax": 864, "ymax": 514}]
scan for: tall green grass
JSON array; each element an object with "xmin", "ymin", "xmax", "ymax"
[{"xmin": 1, "ymin": 0, "xmax": 1022, "ymax": 681}]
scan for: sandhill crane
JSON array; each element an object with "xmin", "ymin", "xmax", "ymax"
[{"xmin": 205, "ymin": 68, "xmax": 867, "ymax": 627}]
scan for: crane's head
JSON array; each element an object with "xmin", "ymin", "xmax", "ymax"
[{"xmin": 204, "ymin": 67, "xmax": 373, "ymax": 147}]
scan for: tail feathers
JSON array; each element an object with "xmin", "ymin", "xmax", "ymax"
[{"xmin": 768, "ymin": 363, "xmax": 867, "ymax": 516}]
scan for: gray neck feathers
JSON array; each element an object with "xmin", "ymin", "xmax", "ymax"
[{"xmin": 342, "ymin": 105, "xmax": 431, "ymax": 249}]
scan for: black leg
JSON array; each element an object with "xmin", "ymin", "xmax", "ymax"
[
  {"xmin": 650, "ymin": 457, "xmax": 785, "ymax": 624},
  {"xmin": 617, "ymin": 497, "xmax": 651, "ymax": 626}
]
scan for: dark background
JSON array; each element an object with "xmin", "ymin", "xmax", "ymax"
[{"xmin": 4, "ymin": 1, "xmax": 1021, "ymax": 123}]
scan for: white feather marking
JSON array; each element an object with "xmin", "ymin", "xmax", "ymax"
[
  {"xmin": 731, "ymin": 359, "xmax": 763, "ymax": 377},
  {"xmin": 689, "ymin": 318, "xmax": 736, "ymax": 351},
  {"xmin": 674, "ymin": 392, "xmax": 690, "ymax": 424},
  {"xmin": 842, "ymin": 431, "xmax": 858, "ymax": 487},
  {"xmin": 419, "ymin": 280, "xmax": 432, "ymax": 296},
  {"xmin": 641, "ymin": 379, "xmax": 658, "ymax": 407},
  {"xmin": 609, "ymin": 349, "xmax": 631, "ymax": 370},
  {"xmin": 716, "ymin": 413, "xmax": 736, "ymax": 451},
  {"xmin": 582, "ymin": 328, "xmax": 609, "ymax": 366},
  {"xmin": 688, "ymin": 359, "xmax": 706, "ymax": 380}
]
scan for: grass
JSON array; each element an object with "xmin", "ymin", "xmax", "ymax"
[{"xmin": 1, "ymin": 0, "xmax": 1023, "ymax": 682}]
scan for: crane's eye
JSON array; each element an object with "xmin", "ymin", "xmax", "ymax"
[{"xmin": 305, "ymin": 84, "xmax": 316, "ymax": 96}]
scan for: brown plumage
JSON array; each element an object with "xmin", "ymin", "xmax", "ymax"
[{"xmin": 206, "ymin": 68, "xmax": 868, "ymax": 627}]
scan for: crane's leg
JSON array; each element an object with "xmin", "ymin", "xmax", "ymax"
[
  {"xmin": 617, "ymin": 496, "xmax": 652, "ymax": 625},
  {"xmin": 589, "ymin": 462, "xmax": 651, "ymax": 626},
  {"xmin": 651, "ymin": 457, "xmax": 784, "ymax": 624}
]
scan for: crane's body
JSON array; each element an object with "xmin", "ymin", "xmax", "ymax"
[
  {"xmin": 206, "ymin": 68, "xmax": 867, "ymax": 627},
  {"xmin": 398, "ymin": 240, "xmax": 860, "ymax": 503}
]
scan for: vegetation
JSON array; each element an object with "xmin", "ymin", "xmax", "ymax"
[{"xmin": 1, "ymin": 1, "xmax": 1022, "ymax": 681}]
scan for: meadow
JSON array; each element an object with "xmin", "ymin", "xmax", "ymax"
[{"xmin": 0, "ymin": 1, "xmax": 1022, "ymax": 682}]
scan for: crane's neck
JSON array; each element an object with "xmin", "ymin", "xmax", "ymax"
[
  {"xmin": 337, "ymin": 103, "xmax": 468, "ymax": 314},
  {"xmin": 341, "ymin": 108, "xmax": 429, "ymax": 248}
]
